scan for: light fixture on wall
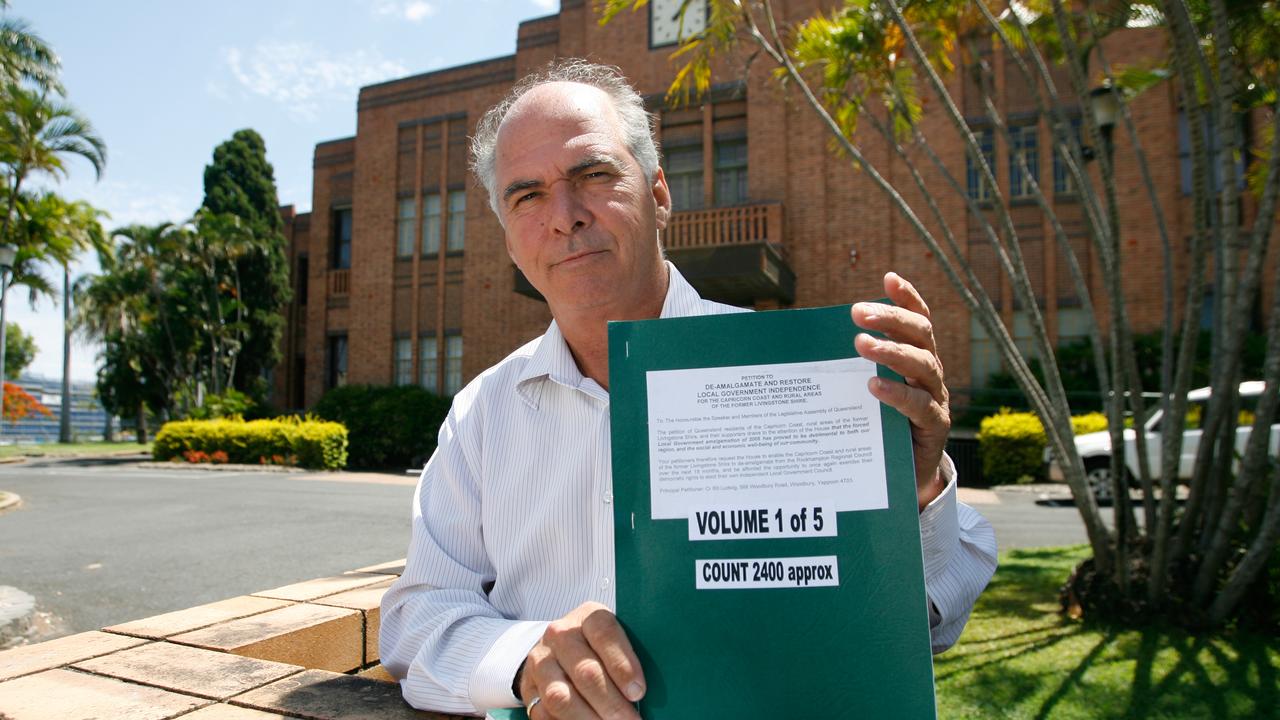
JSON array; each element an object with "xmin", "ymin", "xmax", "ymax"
[{"xmin": 1089, "ymin": 82, "xmax": 1120, "ymax": 162}]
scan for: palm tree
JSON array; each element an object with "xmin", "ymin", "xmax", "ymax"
[
  {"xmin": 0, "ymin": 9, "xmax": 61, "ymax": 92},
  {"xmin": 0, "ymin": 85, "xmax": 106, "ymax": 247},
  {"xmin": 77, "ymin": 223, "xmax": 184, "ymax": 442},
  {"xmin": 35, "ymin": 196, "xmax": 108, "ymax": 442}
]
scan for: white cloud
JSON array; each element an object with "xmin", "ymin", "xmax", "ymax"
[
  {"xmin": 374, "ymin": 1, "xmax": 437, "ymax": 21},
  {"xmin": 222, "ymin": 42, "xmax": 409, "ymax": 122},
  {"xmin": 530, "ymin": 0, "xmax": 557, "ymax": 9},
  {"xmin": 85, "ymin": 180, "xmax": 191, "ymax": 230},
  {"xmin": 404, "ymin": 1, "xmax": 435, "ymax": 20}
]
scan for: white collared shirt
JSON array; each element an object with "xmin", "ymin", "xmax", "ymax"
[{"xmin": 379, "ymin": 264, "xmax": 997, "ymax": 715}]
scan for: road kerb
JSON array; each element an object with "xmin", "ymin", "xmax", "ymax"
[{"xmin": 0, "ymin": 491, "xmax": 21, "ymax": 514}]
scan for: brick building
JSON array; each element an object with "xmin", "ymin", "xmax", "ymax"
[{"xmin": 271, "ymin": 0, "xmax": 1276, "ymax": 412}]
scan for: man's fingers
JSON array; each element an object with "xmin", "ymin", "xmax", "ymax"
[
  {"xmin": 850, "ymin": 302, "xmax": 937, "ymax": 356},
  {"xmin": 527, "ymin": 653, "xmax": 597, "ymax": 720},
  {"xmin": 581, "ymin": 609, "xmax": 645, "ymax": 702},
  {"xmin": 884, "ymin": 271, "xmax": 930, "ymax": 319},
  {"xmin": 854, "ymin": 333, "xmax": 946, "ymax": 403},
  {"xmin": 540, "ymin": 607, "xmax": 641, "ymax": 720},
  {"xmin": 868, "ymin": 375, "xmax": 946, "ymax": 430}
]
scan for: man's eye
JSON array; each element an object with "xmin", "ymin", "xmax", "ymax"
[
  {"xmin": 515, "ymin": 192, "xmax": 539, "ymax": 205},
  {"xmin": 585, "ymin": 171, "xmax": 611, "ymax": 180}
]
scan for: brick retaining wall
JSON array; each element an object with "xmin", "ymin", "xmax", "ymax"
[{"xmin": 0, "ymin": 559, "xmax": 468, "ymax": 720}]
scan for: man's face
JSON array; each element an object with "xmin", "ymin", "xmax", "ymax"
[{"xmin": 494, "ymin": 82, "xmax": 671, "ymax": 317}]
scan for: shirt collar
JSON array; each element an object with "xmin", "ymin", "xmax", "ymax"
[{"xmin": 516, "ymin": 261, "xmax": 697, "ymax": 409}]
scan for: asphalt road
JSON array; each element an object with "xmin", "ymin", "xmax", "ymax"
[
  {"xmin": 0, "ymin": 457, "xmax": 1094, "ymax": 641},
  {"xmin": 0, "ymin": 456, "xmax": 417, "ymax": 640}
]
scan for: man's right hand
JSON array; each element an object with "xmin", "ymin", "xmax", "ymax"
[{"xmin": 518, "ymin": 601, "xmax": 645, "ymax": 719}]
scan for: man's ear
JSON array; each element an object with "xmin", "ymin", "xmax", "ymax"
[{"xmin": 652, "ymin": 166, "xmax": 672, "ymax": 230}]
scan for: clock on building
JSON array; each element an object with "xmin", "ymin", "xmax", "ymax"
[{"xmin": 650, "ymin": 0, "xmax": 707, "ymax": 48}]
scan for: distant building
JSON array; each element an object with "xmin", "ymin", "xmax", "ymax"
[
  {"xmin": 272, "ymin": 0, "xmax": 1276, "ymax": 412},
  {"xmin": 1, "ymin": 376, "xmax": 113, "ymax": 443}
]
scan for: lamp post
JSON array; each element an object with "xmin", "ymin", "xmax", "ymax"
[
  {"xmin": 0, "ymin": 244, "xmax": 16, "ymax": 442},
  {"xmin": 1089, "ymin": 83, "xmax": 1120, "ymax": 163}
]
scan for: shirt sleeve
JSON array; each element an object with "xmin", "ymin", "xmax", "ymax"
[
  {"xmin": 378, "ymin": 402, "xmax": 546, "ymax": 715},
  {"xmin": 918, "ymin": 453, "xmax": 998, "ymax": 653}
]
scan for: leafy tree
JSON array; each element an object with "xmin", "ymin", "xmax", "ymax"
[
  {"xmin": 77, "ymin": 222, "xmax": 185, "ymax": 440},
  {"xmin": 3, "ymin": 321, "xmax": 33, "ymax": 378},
  {"xmin": 604, "ymin": 0, "xmax": 1280, "ymax": 628},
  {"xmin": 199, "ymin": 129, "xmax": 290, "ymax": 400},
  {"xmin": 0, "ymin": 2, "xmax": 60, "ymax": 92}
]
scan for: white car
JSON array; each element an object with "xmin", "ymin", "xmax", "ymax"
[{"xmin": 1050, "ymin": 381, "xmax": 1279, "ymax": 503}]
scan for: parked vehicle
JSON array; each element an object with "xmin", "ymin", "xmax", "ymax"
[{"xmin": 1048, "ymin": 382, "xmax": 1280, "ymax": 503}]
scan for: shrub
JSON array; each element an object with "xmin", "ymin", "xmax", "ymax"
[
  {"xmin": 1070, "ymin": 412, "xmax": 1108, "ymax": 436},
  {"xmin": 977, "ymin": 409, "xmax": 1048, "ymax": 485},
  {"xmin": 312, "ymin": 384, "xmax": 451, "ymax": 469},
  {"xmin": 153, "ymin": 416, "xmax": 347, "ymax": 470},
  {"xmin": 977, "ymin": 409, "xmax": 1112, "ymax": 485}
]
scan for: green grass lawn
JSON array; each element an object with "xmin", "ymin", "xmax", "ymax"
[
  {"xmin": 0, "ymin": 440, "xmax": 150, "ymax": 459},
  {"xmin": 936, "ymin": 545, "xmax": 1280, "ymax": 719}
]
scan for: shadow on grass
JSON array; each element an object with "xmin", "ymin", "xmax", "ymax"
[{"xmin": 938, "ymin": 546, "xmax": 1280, "ymax": 719}]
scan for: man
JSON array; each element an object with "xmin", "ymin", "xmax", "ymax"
[{"xmin": 380, "ymin": 60, "xmax": 997, "ymax": 719}]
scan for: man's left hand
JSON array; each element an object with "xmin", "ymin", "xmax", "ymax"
[{"xmin": 851, "ymin": 272, "xmax": 950, "ymax": 510}]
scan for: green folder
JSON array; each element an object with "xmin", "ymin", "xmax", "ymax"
[{"xmin": 605, "ymin": 304, "xmax": 937, "ymax": 719}]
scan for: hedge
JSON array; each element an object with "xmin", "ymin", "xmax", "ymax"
[
  {"xmin": 977, "ymin": 410, "xmax": 1109, "ymax": 485},
  {"xmin": 153, "ymin": 416, "xmax": 348, "ymax": 470},
  {"xmin": 312, "ymin": 384, "xmax": 452, "ymax": 469}
]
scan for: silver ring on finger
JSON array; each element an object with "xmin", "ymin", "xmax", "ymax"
[{"xmin": 525, "ymin": 696, "xmax": 542, "ymax": 715}]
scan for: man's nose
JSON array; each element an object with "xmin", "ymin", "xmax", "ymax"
[{"xmin": 547, "ymin": 181, "xmax": 591, "ymax": 235}]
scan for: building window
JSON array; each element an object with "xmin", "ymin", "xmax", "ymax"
[
  {"xmin": 447, "ymin": 190, "xmax": 466, "ymax": 253},
  {"xmin": 393, "ymin": 338, "xmax": 412, "ymax": 386},
  {"xmin": 331, "ymin": 207, "xmax": 352, "ymax": 269},
  {"xmin": 422, "ymin": 194, "xmax": 441, "ymax": 255},
  {"xmin": 664, "ymin": 144, "xmax": 703, "ymax": 210},
  {"xmin": 714, "ymin": 139, "xmax": 748, "ymax": 206},
  {"xmin": 1178, "ymin": 111, "xmax": 1247, "ymax": 196},
  {"xmin": 1008, "ymin": 124, "xmax": 1038, "ymax": 198},
  {"xmin": 396, "ymin": 198, "xmax": 415, "ymax": 258},
  {"xmin": 296, "ymin": 255, "xmax": 308, "ymax": 305},
  {"xmin": 966, "ymin": 128, "xmax": 995, "ymax": 202},
  {"xmin": 1052, "ymin": 117, "xmax": 1082, "ymax": 195},
  {"xmin": 445, "ymin": 335, "xmax": 463, "ymax": 395},
  {"xmin": 420, "ymin": 336, "xmax": 438, "ymax": 392},
  {"xmin": 327, "ymin": 335, "xmax": 348, "ymax": 389}
]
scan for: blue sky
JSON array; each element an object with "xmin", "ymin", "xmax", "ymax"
[{"xmin": 10, "ymin": 0, "xmax": 560, "ymax": 381}]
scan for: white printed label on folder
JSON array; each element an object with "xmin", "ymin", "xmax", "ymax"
[
  {"xmin": 696, "ymin": 556, "xmax": 840, "ymax": 589},
  {"xmin": 688, "ymin": 502, "xmax": 837, "ymax": 541},
  {"xmin": 646, "ymin": 358, "xmax": 888, "ymax": 520}
]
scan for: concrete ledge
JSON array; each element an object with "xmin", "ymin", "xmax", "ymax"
[
  {"xmin": 0, "ymin": 561, "xmax": 463, "ymax": 719},
  {"xmin": 106, "ymin": 595, "xmax": 293, "ymax": 640},
  {"xmin": 232, "ymin": 669, "xmax": 470, "ymax": 720},
  {"xmin": 0, "ymin": 667, "xmax": 207, "ymax": 719},
  {"xmin": 171, "ymin": 603, "xmax": 363, "ymax": 674},
  {"xmin": 0, "ymin": 630, "xmax": 147, "ymax": 682}
]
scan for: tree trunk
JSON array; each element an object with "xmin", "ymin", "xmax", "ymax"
[
  {"xmin": 59, "ymin": 264, "xmax": 72, "ymax": 443},
  {"xmin": 136, "ymin": 402, "xmax": 148, "ymax": 445}
]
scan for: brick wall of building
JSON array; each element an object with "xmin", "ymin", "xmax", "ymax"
[{"xmin": 271, "ymin": 1, "xmax": 1277, "ymax": 413}]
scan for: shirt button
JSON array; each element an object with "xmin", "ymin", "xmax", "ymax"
[
  {"xmin": 603, "ymin": 491, "xmax": 613, "ymax": 504},
  {"xmin": 600, "ymin": 577, "xmax": 611, "ymax": 589}
]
